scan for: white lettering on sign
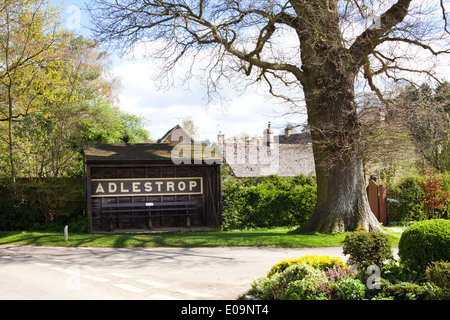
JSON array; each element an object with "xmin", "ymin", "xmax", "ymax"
[
  {"xmin": 108, "ymin": 183, "xmax": 117, "ymax": 193},
  {"xmin": 155, "ymin": 181, "xmax": 163, "ymax": 192},
  {"xmin": 91, "ymin": 177, "xmax": 203, "ymax": 198},
  {"xmin": 132, "ymin": 182, "xmax": 141, "ymax": 193},
  {"xmin": 96, "ymin": 183, "xmax": 105, "ymax": 194},
  {"xmin": 120, "ymin": 183, "xmax": 129, "ymax": 193}
]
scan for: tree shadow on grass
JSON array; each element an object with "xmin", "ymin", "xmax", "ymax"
[
  {"xmin": 0, "ymin": 233, "xmax": 70, "ymax": 247},
  {"xmin": 0, "ymin": 229, "xmax": 348, "ymax": 248},
  {"xmin": 145, "ymin": 230, "xmax": 341, "ymax": 248}
]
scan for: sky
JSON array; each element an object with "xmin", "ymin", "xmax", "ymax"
[{"xmin": 53, "ymin": 0, "xmax": 299, "ymax": 143}]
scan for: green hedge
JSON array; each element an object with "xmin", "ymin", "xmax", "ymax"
[
  {"xmin": 221, "ymin": 172, "xmax": 316, "ymax": 230},
  {"xmin": 0, "ymin": 184, "xmax": 40, "ymax": 230},
  {"xmin": 387, "ymin": 173, "xmax": 450, "ymax": 223},
  {"xmin": 387, "ymin": 176, "xmax": 426, "ymax": 222},
  {"xmin": 0, "ymin": 179, "xmax": 87, "ymax": 232}
]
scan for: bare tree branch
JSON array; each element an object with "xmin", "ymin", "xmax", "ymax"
[
  {"xmin": 349, "ymin": 0, "xmax": 412, "ymax": 70},
  {"xmin": 363, "ymin": 58, "xmax": 388, "ymax": 104},
  {"xmin": 88, "ymin": 1, "xmax": 305, "ymax": 85},
  {"xmin": 380, "ymin": 37, "xmax": 450, "ymax": 56},
  {"xmin": 440, "ymin": 0, "xmax": 450, "ymax": 35}
]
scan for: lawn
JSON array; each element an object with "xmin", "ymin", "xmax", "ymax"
[{"xmin": 0, "ymin": 227, "xmax": 402, "ymax": 248}]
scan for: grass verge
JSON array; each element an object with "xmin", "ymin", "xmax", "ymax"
[{"xmin": 0, "ymin": 227, "xmax": 402, "ymax": 248}]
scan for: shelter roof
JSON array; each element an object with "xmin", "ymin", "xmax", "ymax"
[{"xmin": 83, "ymin": 143, "xmax": 222, "ymax": 165}]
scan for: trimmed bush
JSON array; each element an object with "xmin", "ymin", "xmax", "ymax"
[
  {"xmin": 342, "ymin": 231, "xmax": 393, "ymax": 269},
  {"xmin": 426, "ymin": 261, "xmax": 450, "ymax": 290},
  {"xmin": 249, "ymin": 263, "xmax": 326, "ymax": 300},
  {"xmin": 381, "ymin": 281, "xmax": 426, "ymax": 300},
  {"xmin": 398, "ymin": 219, "xmax": 450, "ymax": 272},
  {"xmin": 267, "ymin": 254, "xmax": 346, "ymax": 277},
  {"xmin": 379, "ymin": 280, "xmax": 447, "ymax": 300},
  {"xmin": 420, "ymin": 282, "xmax": 449, "ymax": 300}
]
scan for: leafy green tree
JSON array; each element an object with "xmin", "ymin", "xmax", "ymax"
[
  {"xmin": 120, "ymin": 112, "xmax": 150, "ymax": 143},
  {"xmin": 76, "ymin": 101, "xmax": 149, "ymax": 145},
  {"xmin": 0, "ymin": 0, "xmax": 62, "ymax": 182},
  {"xmin": 10, "ymin": 33, "xmax": 149, "ymax": 179}
]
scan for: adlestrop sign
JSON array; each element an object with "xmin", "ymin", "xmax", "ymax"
[{"xmin": 91, "ymin": 177, "xmax": 203, "ymax": 197}]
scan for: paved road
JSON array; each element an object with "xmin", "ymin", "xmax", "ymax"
[{"xmin": 0, "ymin": 245, "xmax": 352, "ymax": 300}]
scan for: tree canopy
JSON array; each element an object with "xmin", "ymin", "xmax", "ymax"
[{"xmin": 0, "ymin": 0, "xmax": 150, "ymax": 180}]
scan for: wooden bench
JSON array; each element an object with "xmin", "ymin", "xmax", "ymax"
[{"xmin": 101, "ymin": 201, "xmax": 198, "ymax": 230}]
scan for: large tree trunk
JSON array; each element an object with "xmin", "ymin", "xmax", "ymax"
[
  {"xmin": 301, "ymin": 149, "xmax": 381, "ymax": 233},
  {"xmin": 290, "ymin": 1, "xmax": 381, "ymax": 233},
  {"xmin": 299, "ymin": 82, "xmax": 382, "ymax": 233},
  {"xmin": 298, "ymin": 71, "xmax": 381, "ymax": 233}
]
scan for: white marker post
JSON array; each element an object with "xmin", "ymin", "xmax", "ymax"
[{"xmin": 64, "ymin": 225, "xmax": 69, "ymax": 242}]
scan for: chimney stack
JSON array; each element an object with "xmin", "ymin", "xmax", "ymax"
[
  {"xmin": 285, "ymin": 125, "xmax": 293, "ymax": 138},
  {"xmin": 217, "ymin": 131, "xmax": 224, "ymax": 144},
  {"xmin": 264, "ymin": 122, "xmax": 274, "ymax": 148}
]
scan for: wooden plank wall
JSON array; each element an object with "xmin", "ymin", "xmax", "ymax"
[{"xmin": 86, "ymin": 164, "xmax": 220, "ymax": 232}]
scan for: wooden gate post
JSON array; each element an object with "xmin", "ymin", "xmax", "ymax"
[
  {"xmin": 378, "ymin": 184, "xmax": 387, "ymax": 225},
  {"xmin": 368, "ymin": 179, "xmax": 380, "ymax": 221},
  {"xmin": 367, "ymin": 179, "xmax": 388, "ymax": 225}
]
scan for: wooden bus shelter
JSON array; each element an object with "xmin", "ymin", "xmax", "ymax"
[{"xmin": 83, "ymin": 143, "xmax": 222, "ymax": 233}]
